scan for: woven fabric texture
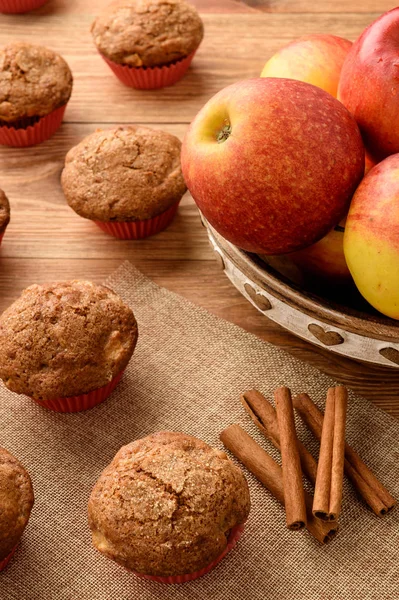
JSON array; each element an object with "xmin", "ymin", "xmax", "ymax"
[{"xmin": 1, "ymin": 261, "xmax": 398, "ymax": 600}]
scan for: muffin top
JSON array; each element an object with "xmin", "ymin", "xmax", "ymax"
[
  {"xmin": 0, "ymin": 189, "xmax": 10, "ymax": 233},
  {"xmin": 0, "ymin": 42, "xmax": 73, "ymax": 123},
  {"xmin": 0, "ymin": 448, "xmax": 34, "ymax": 561},
  {"xmin": 91, "ymin": 0, "xmax": 204, "ymax": 67},
  {"xmin": 61, "ymin": 126, "xmax": 187, "ymax": 222},
  {"xmin": 0, "ymin": 281, "xmax": 138, "ymax": 401},
  {"xmin": 88, "ymin": 431, "xmax": 250, "ymax": 577}
]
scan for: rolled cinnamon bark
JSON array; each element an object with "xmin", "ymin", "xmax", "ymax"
[
  {"xmin": 274, "ymin": 387, "xmax": 307, "ymax": 530},
  {"xmin": 293, "ymin": 391, "xmax": 396, "ymax": 517},
  {"xmin": 240, "ymin": 390, "xmax": 318, "ymax": 484},
  {"xmin": 312, "ymin": 386, "xmax": 347, "ymax": 521},
  {"xmin": 220, "ymin": 424, "xmax": 338, "ymax": 544}
]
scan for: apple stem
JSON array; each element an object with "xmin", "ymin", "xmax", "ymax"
[{"xmin": 217, "ymin": 124, "xmax": 232, "ymax": 143}]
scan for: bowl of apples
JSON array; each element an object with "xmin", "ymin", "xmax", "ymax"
[{"xmin": 181, "ymin": 8, "xmax": 399, "ymax": 368}]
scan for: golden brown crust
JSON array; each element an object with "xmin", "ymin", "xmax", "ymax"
[
  {"xmin": 0, "ymin": 281, "xmax": 138, "ymax": 401},
  {"xmin": 0, "ymin": 42, "xmax": 73, "ymax": 123},
  {"xmin": 88, "ymin": 431, "xmax": 250, "ymax": 576},
  {"xmin": 0, "ymin": 448, "xmax": 34, "ymax": 562},
  {"xmin": 61, "ymin": 126, "xmax": 187, "ymax": 222},
  {"xmin": 0, "ymin": 189, "xmax": 10, "ymax": 233},
  {"xmin": 91, "ymin": 0, "xmax": 204, "ymax": 67}
]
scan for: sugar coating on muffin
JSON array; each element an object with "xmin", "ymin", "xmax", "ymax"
[
  {"xmin": 91, "ymin": 0, "xmax": 204, "ymax": 67},
  {"xmin": 61, "ymin": 126, "xmax": 187, "ymax": 222},
  {"xmin": 0, "ymin": 448, "xmax": 34, "ymax": 562},
  {"xmin": 0, "ymin": 189, "xmax": 10, "ymax": 233},
  {"xmin": 0, "ymin": 42, "xmax": 73, "ymax": 123},
  {"xmin": 88, "ymin": 431, "xmax": 250, "ymax": 577},
  {"xmin": 0, "ymin": 281, "xmax": 138, "ymax": 401}
]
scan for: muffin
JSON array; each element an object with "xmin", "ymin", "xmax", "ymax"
[
  {"xmin": 0, "ymin": 42, "xmax": 73, "ymax": 147},
  {"xmin": 0, "ymin": 448, "xmax": 34, "ymax": 571},
  {"xmin": 0, "ymin": 189, "xmax": 10, "ymax": 245},
  {"xmin": 0, "ymin": 281, "xmax": 138, "ymax": 412},
  {"xmin": 91, "ymin": 0, "xmax": 204, "ymax": 89},
  {"xmin": 88, "ymin": 431, "xmax": 250, "ymax": 583},
  {"xmin": 61, "ymin": 126, "xmax": 187, "ymax": 239},
  {"xmin": 0, "ymin": 0, "xmax": 48, "ymax": 13}
]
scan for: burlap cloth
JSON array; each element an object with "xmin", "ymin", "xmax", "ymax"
[{"xmin": 1, "ymin": 262, "xmax": 398, "ymax": 600}]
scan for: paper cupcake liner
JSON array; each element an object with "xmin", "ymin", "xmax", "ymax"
[
  {"xmin": 0, "ymin": 0, "xmax": 48, "ymax": 12},
  {"xmin": 0, "ymin": 546, "xmax": 17, "ymax": 572},
  {"xmin": 101, "ymin": 51, "xmax": 196, "ymax": 90},
  {"xmin": 134, "ymin": 523, "xmax": 246, "ymax": 584},
  {"xmin": 0, "ymin": 231, "xmax": 5, "ymax": 245},
  {"xmin": 94, "ymin": 200, "xmax": 180, "ymax": 240},
  {"xmin": 31, "ymin": 370, "xmax": 124, "ymax": 413},
  {"xmin": 0, "ymin": 105, "xmax": 66, "ymax": 147}
]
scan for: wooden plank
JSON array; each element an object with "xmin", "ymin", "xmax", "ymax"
[
  {"xmin": 0, "ymin": 123, "xmax": 211, "ymax": 261},
  {"xmin": 10, "ymin": 0, "xmax": 395, "ymax": 15},
  {"xmin": 237, "ymin": 0, "xmax": 396, "ymax": 13},
  {"xmin": 0, "ymin": 13, "xmax": 382, "ymax": 124}
]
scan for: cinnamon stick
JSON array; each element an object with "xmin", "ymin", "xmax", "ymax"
[
  {"xmin": 274, "ymin": 387, "xmax": 307, "ymax": 530},
  {"xmin": 312, "ymin": 387, "xmax": 347, "ymax": 521},
  {"xmin": 220, "ymin": 424, "xmax": 338, "ymax": 544},
  {"xmin": 293, "ymin": 392, "xmax": 397, "ymax": 516},
  {"xmin": 240, "ymin": 390, "xmax": 318, "ymax": 484}
]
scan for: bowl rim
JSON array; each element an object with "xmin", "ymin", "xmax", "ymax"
[{"xmin": 208, "ymin": 222, "xmax": 399, "ymax": 343}]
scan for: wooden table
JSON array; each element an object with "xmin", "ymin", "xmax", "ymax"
[{"xmin": 1, "ymin": 0, "xmax": 398, "ymax": 417}]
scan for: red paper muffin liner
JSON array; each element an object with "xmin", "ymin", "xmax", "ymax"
[
  {"xmin": 31, "ymin": 370, "xmax": 124, "ymax": 413},
  {"xmin": 0, "ymin": 0, "xmax": 48, "ymax": 12},
  {"xmin": 0, "ymin": 104, "xmax": 66, "ymax": 147},
  {"xmin": 101, "ymin": 51, "xmax": 196, "ymax": 90},
  {"xmin": 0, "ymin": 546, "xmax": 17, "ymax": 572},
  {"xmin": 94, "ymin": 200, "xmax": 180, "ymax": 240},
  {"xmin": 133, "ymin": 523, "xmax": 246, "ymax": 584},
  {"xmin": 0, "ymin": 231, "xmax": 5, "ymax": 245}
]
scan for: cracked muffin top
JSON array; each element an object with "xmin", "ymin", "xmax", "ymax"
[
  {"xmin": 0, "ymin": 281, "xmax": 138, "ymax": 401},
  {"xmin": 0, "ymin": 42, "xmax": 73, "ymax": 123},
  {"xmin": 88, "ymin": 431, "xmax": 250, "ymax": 577},
  {"xmin": 0, "ymin": 189, "xmax": 10, "ymax": 233},
  {"xmin": 0, "ymin": 448, "xmax": 34, "ymax": 562},
  {"xmin": 91, "ymin": 0, "xmax": 204, "ymax": 67},
  {"xmin": 61, "ymin": 126, "xmax": 187, "ymax": 222}
]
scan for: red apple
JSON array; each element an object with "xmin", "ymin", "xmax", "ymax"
[
  {"xmin": 181, "ymin": 78, "xmax": 365, "ymax": 255},
  {"xmin": 288, "ymin": 218, "xmax": 351, "ymax": 285},
  {"xmin": 261, "ymin": 34, "xmax": 352, "ymax": 98},
  {"xmin": 338, "ymin": 7, "xmax": 399, "ymax": 161}
]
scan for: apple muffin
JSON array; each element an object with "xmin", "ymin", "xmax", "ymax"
[
  {"xmin": 0, "ymin": 447, "xmax": 34, "ymax": 571},
  {"xmin": 0, "ymin": 281, "xmax": 138, "ymax": 411},
  {"xmin": 0, "ymin": 188, "xmax": 10, "ymax": 240},
  {"xmin": 0, "ymin": 42, "xmax": 72, "ymax": 126},
  {"xmin": 88, "ymin": 431, "xmax": 250, "ymax": 581},
  {"xmin": 61, "ymin": 126, "xmax": 187, "ymax": 239},
  {"xmin": 91, "ymin": 0, "xmax": 203, "ymax": 68}
]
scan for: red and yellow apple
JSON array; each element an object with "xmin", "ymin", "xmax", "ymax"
[
  {"xmin": 181, "ymin": 78, "xmax": 365, "ymax": 255},
  {"xmin": 344, "ymin": 154, "xmax": 399, "ymax": 319},
  {"xmin": 338, "ymin": 7, "xmax": 399, "ymax": 161},
  {"xmin": 261, "ymin": 34, "xmax": 352, "ymax": 97}
]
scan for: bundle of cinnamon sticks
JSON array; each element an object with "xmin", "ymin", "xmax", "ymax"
[{"xmin": 220, "ymin": 385, "xmax": 396, "ymax": 544}]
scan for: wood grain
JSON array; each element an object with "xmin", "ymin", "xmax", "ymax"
[
  {"xmin": 0, "ymin": 2, "xmax": 398, "ymax": 417},
  {"xmin": 235, "ymin": 0, "xmax": 397, "ymax": 13}
]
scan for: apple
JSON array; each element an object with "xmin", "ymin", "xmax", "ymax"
[
  {"xmin": 338, "ymin": 7, "xmax": 399, "ymax": 161},
  {"xmin": 289, "ymin": 218, "xmax": 351, "ymax": 285},
  {"xmin": 261, "ymin": 34, "xmax": 352, "ymax": 98},
  {"xmin": 181, "ymin": 78, "xmax": 365, "ymax": 255},
  {"xmin": 344, "ymin": 154, "xmax": 399, "ymax": 319}
]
